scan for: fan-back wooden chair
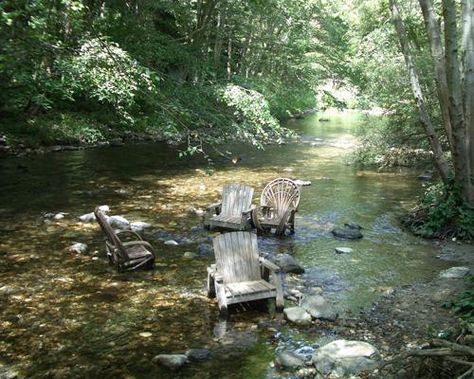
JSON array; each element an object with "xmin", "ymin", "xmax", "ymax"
[
  {"xmin": 252, "ymin": 178, "xmax": 301, "ymax": 236},
  {"xmin": 94, "ymin": 207, "xmax": 155, "ymax": 272},
  {"xmin": 207, "ymin": 231, "xmax": 284, "ymax": 315},
  {"xmin": 204, "ymin": 184, "xmax": 255, "ymax": 231}
]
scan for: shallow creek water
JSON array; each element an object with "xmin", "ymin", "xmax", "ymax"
[{"xmin": 0, "ymin": 112, "xmax": 453, "ymax": 378}]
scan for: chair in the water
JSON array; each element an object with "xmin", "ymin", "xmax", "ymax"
[
  {"xmin": 94, "ymin": 207, "xmax": 155, "ymax": 272},
  {"xmin": 252, "ymin": 178, "xmax": 301, "ymax": 236},
  {"xmin": 204, "ymin": 184, "xmax": 255, "ymax": 231},
  {"xmin": 207, "ymin": 231, "xmax": 284, "ymax": 315}
]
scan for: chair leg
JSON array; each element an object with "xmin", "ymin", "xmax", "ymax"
[
  {"xmin": 207, "ymin": 273, "xmax": 216, "ymax": 298},
  {"xmin": 215, "ymin": 282, "xmax": 228, "ymax": 316}
]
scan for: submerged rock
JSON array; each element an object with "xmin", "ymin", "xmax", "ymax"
[
  {"xmin": 300, "ymin": 295, "xmax": 338, "ymax": 321},
  {"xmin": 332, "ymin": 227, "xmax": 363, "ymax": 240},
  {"xmin": 183, "ymin": 251, "xmax": 198, "ymax": 259},
  {"xmin": 271, "ymin": 253, "xmax": 305, "ymax": 274},
  {"xmin": 312, "ymin": 340, "xmax": 381, "ymax": 377},
  {"xmin": 294, "ymin": 179, "xmax": 312, "ymax": 187},
  {"xmin": 198, "ymin": 243, "xmax": 213, "ymax": 256},
  {"xmin": 164, "ymin": 240, "xmax": 179, "ymax": 246},
  {"xmin": 186, "ymin": 348, "xmax": 212, "ymax": 361},
  {"xmin": 439, "ymin": 266, "xmax": 470, "ymax": 279},
  {"xmin": 283, "ymin": 306, "xmax": 312, "ymax": 326},
  {"xmin": 152, "ymin": 354, "xmax": 188, "ymax": 370}
]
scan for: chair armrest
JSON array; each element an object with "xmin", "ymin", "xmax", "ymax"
[
  {"xmin": 214, "ymin": 273, "xmax": 224, "ymax": 283},
  {"xmin": 259, "ymin": 257, "xmax": 280, "ymax": 273},
  {"xmin": 122, "ymin": 240, "xmax": 154, "ymax": 252},
  {"xmin": 241, "ymin": 205, "xmax": 255, "ymax": 215},
  {"xmin": 116, "ymin": 230, "xmax": 143, "ymax": 240}
]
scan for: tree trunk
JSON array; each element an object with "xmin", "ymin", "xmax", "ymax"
[
  {"xmin": 443, "ymin": 0, "xmax": 473, "ymax": 202},
  {"xmin": 389, "ymin": 0, "xmax": 451, "ymax": 183},
  {"xmin": 418, "ymin": 0, "xmax": 453, "ymax": 148},
  {"xmin": 461, "ymin": 0, "xmax": 474, "ymax": 202}
]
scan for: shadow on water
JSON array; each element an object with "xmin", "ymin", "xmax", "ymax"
[{"xmin": 0, "ymin": 111, "xmax": 453, "ymax": 378}]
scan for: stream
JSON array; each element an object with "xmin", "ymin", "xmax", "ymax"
[{"xmin": 0, "ymin": 111, "xmax": 453, "ymax": 378}]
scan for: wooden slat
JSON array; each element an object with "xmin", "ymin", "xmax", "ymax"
[{"xmin": 220, "ymin": 184, "xmax": 254, "ymax": 217}]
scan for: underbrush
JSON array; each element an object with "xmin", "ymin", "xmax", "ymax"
[{"xmin": 401, "ymin": 182, "xmax": 474, "ymax": 240}]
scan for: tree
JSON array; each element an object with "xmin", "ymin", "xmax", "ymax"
[{"xmin": 389, "ymin": 0, "xmax": 474, "ymax": 205}]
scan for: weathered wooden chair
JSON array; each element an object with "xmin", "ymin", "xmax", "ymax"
[
  {"xmin": 204, "ymin": 184, "xmax": 255, "ymax": 231},
  {"xmin": 94, "ymin": 207, "xmax": 155, "ymax": 272},
  {"xmin": 207, "ymin": 231, "xmax": 284, "ymax": 315},
  {"xmin": 252, "ymin": 178, "xmax": 301, "ymax": 236}
]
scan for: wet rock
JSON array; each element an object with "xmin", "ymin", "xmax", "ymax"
[
  {"xmin": 68, "ymin": 242, "xmax": 88, "ymax": 254},
  {"xmin": 300, "ymin": 295, "xmax": 338, "ymax": 321},
  {"xmin": 186, "ymin": 348, "xmax": 212, "ymax": 361},
  {"xmin": 198, "ymin": 243, "xmax": 213, "ymax": 256},
  {"xmin": 331, "ymin": 227, "xmax": 363, "ymax": 240},
  {"xmin": 108, "ymin": 215, "xmax": 130, "ymax": 229},
  {"xmin": 312, "ymin": 340, "xmax": 381, "ymax": 377},
  {"xmin": 275, "ymin": 351, "xmax": 306, "ymax": 370},
  {"xmin": 164, "ymin": 240, "xmax": 179, "ymax": 246},
  {"xmin": 0, "ymin": 365, "xmax": 22, "ymax": 379},
  {"xmin": 152, "ymin": 354, "xmax": 188, "ymax": 370},
  {"xmin": 283, "ymin": 307, "xmax": 312, "ymax": 326},
  {"xmin": 79, "ymin": 212, "xmax": 96, "ymax": 222},
  {"xmin": 439, "ymin": 267, "xmax": 470, "ymax": 279},
  {"xmin": 139, "ymin": 332, "xmax": 152, "ymax": 338},
  {"xmin": 130, "ymin": 222, "xmax": 152, "ymax": 233},
  {"xmin": 294, "ymin": 179, "xmax": 312, "ymax": 187},
  {"xmin": 335, "ymin": 247, "xmax": 353, "ymax": 254},
  {"xmin": 271, "ymin": 253, "xmax": 305, "ymax": 274}
]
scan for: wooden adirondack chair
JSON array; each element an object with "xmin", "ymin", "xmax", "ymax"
[
  {"xmin": 204, "ymin": 184, "xmax": 255, "ymax": 231},
  {"xmin": 94, "ymin": 207, "xmax": 155, "ymax": 272},
  {"xmin": 207, "ymin": 231, "xmax": 284, "ymax": 315},
  {"xmin": 252, "ymin": 178, "xmax": 301, "ymax": 236}
]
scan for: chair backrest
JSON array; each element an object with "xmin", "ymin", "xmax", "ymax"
[
  {"xmin": 94, "ymin": 207, "xmax": 127, "ymax": 259},
  {"xmin": 220, "ymin": 184, "xmax": 254, "ymax": 217},
  {"xmin": 213, "ymin": 232, "xmax": 261, "ymax": 284},
  {"xmin": 261, "ymin": 178, "xmax": 301, "ymax": 217}
]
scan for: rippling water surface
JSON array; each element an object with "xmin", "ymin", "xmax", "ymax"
[{"xmin": 0, "ymin": 112, "xmax": 451, "ymax": 378}]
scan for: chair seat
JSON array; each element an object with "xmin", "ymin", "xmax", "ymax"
[
  {"xmin": 124, "ymin": 244, "xmax": 154, "ymax": 259},
  {"xmin": 225, "ymin": 280, "xmax": 276, "ymax": 297},
  {"xmin": 211, "ymin": 214, "xmax": 243, "ymax": 224}
]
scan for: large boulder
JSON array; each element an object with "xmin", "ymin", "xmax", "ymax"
[
  {"xmin": 271, "ymin": 253, "xmax": 305, "ymax": 274},
  {"xmin": 300, "ymin": 295, "xmax": 337, "ymax": 321},
  {"xmin": 332, "ymin": 227, "xmax": 363, "ymax": 240},
  {"xmin": 312, "ymin": 340, "xmax": 381, "ymax": 377},
  {"xmin": 275, "ymin": 351, "xmax": 306, "ymax": 370}
]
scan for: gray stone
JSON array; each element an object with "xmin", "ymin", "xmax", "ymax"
[
  {"xmin": 79, "ymin": 212, "xmax": 96, "ymax": 222},
  {"xmin": 300, "ymin": 295, "xmax": 338, "ymax": 321},
  {"xmin": 152, "ymin": 354, "xmax": 188, "ymax": 370},
  {"xmin": 165, "ymin": 240, "xmax": 179, "ymax": 246},
  {"xmin": 130, "ymin": 222, "xmax": 152, "ymax": 232},
  {"xmin": 272, "ymin": 253, "xmax": 305, "ymax": 274},
  {"xmin": 332, "ymin": 227, "xmax": 363, "ymax": 240},
  {"xmin": 53, "ymin": 212, "xmax": 68, "ymax": 220},
  {"xmin": 312, "ymin": 340, "xmax": 381, "ymax": 377},
  {"xmin": 68, "ymin": 242, "xmax": 88, "ymax": 254},
  {"xmin": 439, "ymin": 266, "xmax": 470, "ymax": 279},
  {"xmin": 283, "ymin": 306, "xmax": 312, "ymax": 326},
  {"xmin": 275, "ymin": 351, "xmax": 305, "ymax": 370},
  {"xmin": 335, "ymin": 247, "xmax": 353, "ymax": 254}
]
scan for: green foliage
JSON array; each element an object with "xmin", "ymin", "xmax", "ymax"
[
  {"xmin": 448, "ymin": 276, "xmax": 474, "ymax": 323},
  {"xmin": 403, "ymin": 182, "xmax": 474, "ymax": 240}
]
